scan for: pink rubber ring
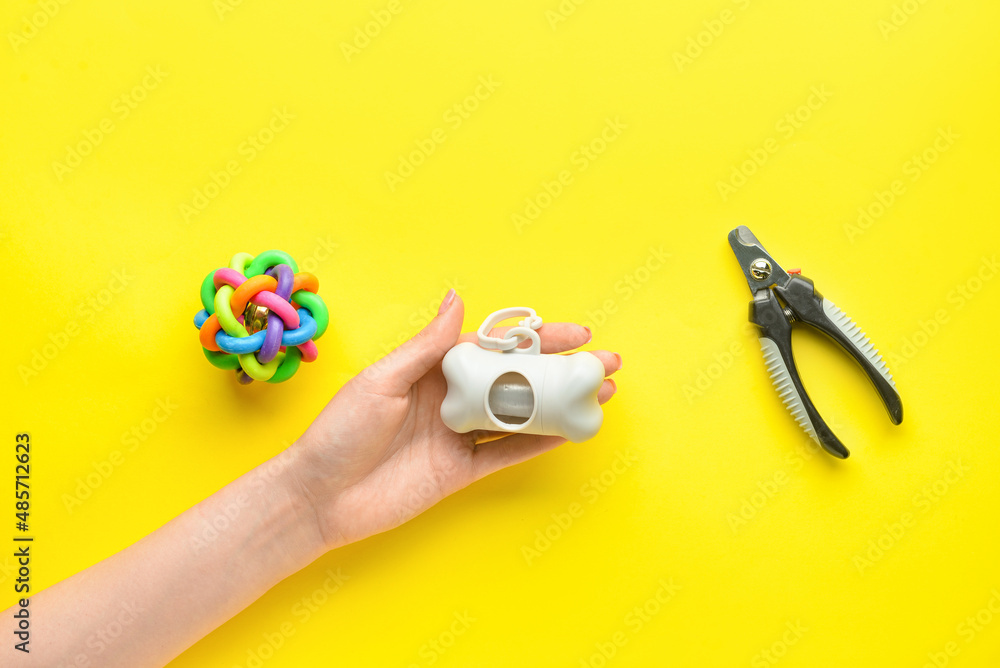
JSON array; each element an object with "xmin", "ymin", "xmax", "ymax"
[
  {"xmin": 214, "ymin": 268, "xmax": 247, "ymax": 290},
  {"xmin": 297, "ymin": 340, "xmax": 318, "ymax": 362},
  {"xmin": 250, "ymin": 291, "xmax": 300, "ymax": 329}
]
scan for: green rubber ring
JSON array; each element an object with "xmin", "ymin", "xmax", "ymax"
[
  {"xmin": 200, "ymin": 270, "xmax": 218, "ymax": 314},
  {"xmin": 238, "ymin": 351, "xmax": 278, "ymax": 381},
  {"xmin": 247, "ymin": 250, "xmax": 299, "ymax": 277},
  {"xmin": 292, "ymin": 290, "xmax": 328, "ymax": 338},
  {"xmin": 214, "ymin": 285, "xmax": 244, "ymax": 337},
  {"xmin": 266, "ymin": 347, "xmax": 302, "ymax": 383},
  {"xmin": 203, "ymin": 348, "xmax": 240, "ymax": 370}
]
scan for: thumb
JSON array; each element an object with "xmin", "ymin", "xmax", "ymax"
[{"xmin": 360, "ymin": 290, "xmax": 464, "ymax": 396}]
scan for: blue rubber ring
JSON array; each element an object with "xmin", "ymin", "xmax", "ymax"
[
  {"xmin": 213, "ymin": 309, "xmax": 317, "ymax": 353},
  {"xmin": 280, "ymin": 309, "xmax": 317, "ymax": 346},
  {"xmin": 216, "ymin": 330, "xmax": 266, "ymax": 355}
]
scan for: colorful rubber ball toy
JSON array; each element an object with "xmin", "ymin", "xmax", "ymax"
[{"xmin": 194, "ymin": 250, "xmax": 328, "ymax": 384}]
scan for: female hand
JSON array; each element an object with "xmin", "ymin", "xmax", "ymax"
[
  {"xmin": 25, "ymin": 290, "xmax": 620, "ymax": 668},
  {"xmin": 289, "ymin": 290, "xmax": 622, "ymax": 550}
]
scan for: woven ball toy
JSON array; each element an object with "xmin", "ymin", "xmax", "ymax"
[{"xmin": 193, "ymin": 250, "xmax": 329, "ymax": 384}]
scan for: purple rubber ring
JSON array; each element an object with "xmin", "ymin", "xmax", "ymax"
[
  {"xmin": 269, "ymin": 263, "xmax": 294, "ymax": 300},
  {"xmin": 257, "ymin": 264, "xmax": 294, "ymax": 364}
]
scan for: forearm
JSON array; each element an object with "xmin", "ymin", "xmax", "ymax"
[{"xmin": 25, "ymin": 446, "xmax": 325, "ymax": 668}]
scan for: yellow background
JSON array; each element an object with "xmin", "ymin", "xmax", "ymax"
[{"xmin": 3, "ymin": 0, "xmax": 999, "ymax": 666}]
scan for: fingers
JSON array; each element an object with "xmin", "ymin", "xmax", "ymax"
[
  {"xmin": 457, "ymin": 322, "xmax": 591, "ymax": 354},
  {"xmin": 587, "ymin": 350, "xmax": 623, "ymax": 377},
  {"xmin": 471, "ymin": 432, "xmax": 567, "ymax": 480},
  {"xmin": 598, "ymin": 378, "xmax": 617, "ymax": 404},
  {"xmin": 359, "ymin": 290, "xmax": 464, "ymax": 396}
]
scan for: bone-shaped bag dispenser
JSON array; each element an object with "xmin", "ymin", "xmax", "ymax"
[{"xmin": 440, "ymin": 308, "xmax": 606, "ymax": 442}]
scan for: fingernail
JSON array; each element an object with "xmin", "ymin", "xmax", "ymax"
[
  {"xmin": 583, "ymin": 326, "xmax": 592, "ymax": 344},
  {"xmin": 614, "ymin": 352, "xmax": 622, "ymax": 369},
  {"xmin": 608, "ymin": 378, "xmax": 617, "ymax": 394},
  {"xmin": 438, "ymin": 288, "xmax": 456, "ymax": 315}
]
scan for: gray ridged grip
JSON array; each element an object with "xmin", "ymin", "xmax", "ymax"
[
  {"xmin": 759, "ymin": 337, "xmax": 818, "ymax": 444},
  {"xmin": 821, "ymin": 299, "xmax": 896, "ymax": 390}
]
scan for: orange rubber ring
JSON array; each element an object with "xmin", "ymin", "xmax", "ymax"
[
  {"xmin": 230, "ymin": 275, "xmax": 277, "ymax": 316},
  {"xmin": 292, "ymin": 272, "xmax": 318, "ymax": 294},
  {"xmin": 199, "ymin": 313, "xmax": 223, "ymax": 352}
]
